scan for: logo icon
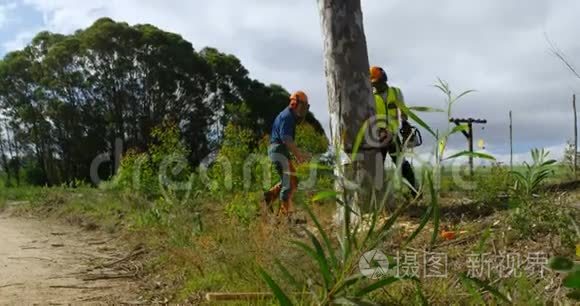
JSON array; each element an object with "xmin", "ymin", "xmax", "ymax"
[{"xmin": 359, "ymin": 250, "xmax": 389, "ymax": 279}]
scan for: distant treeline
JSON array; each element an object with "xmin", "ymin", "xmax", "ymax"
[{"xmin": 0, "ymin": 18, "xmax": 325, "ymax": 186}]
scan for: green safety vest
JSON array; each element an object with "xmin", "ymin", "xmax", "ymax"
[{"xmin": 374, "ymin": 86, "xmax": 403, "ymax": 133}]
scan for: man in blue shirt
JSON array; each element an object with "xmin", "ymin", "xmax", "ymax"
[{"xmin": 264, "ymin": 91, "xmax": 311, "ymax": 217}]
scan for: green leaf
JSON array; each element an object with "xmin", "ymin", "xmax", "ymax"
[
  {"xmin": 333, "ymin": 297, "xmax": 379, "ymax": 306},
  {"xmin": 333, "ymin": 273, "xmax": 365, "ymax": 295},
  {"xmin": 274, "ymin": 258, "xmax": 302, "ymax": 290},
  {"xmin": 548, "ymin": 256, "xmax": 575, "ymax": 272},
  {"xmin": 312, "ymin": 191, "xmax": 338, "ymax": 202},
  {"xmin": 404, "ymin": 205, "xmax": 433, "ymax": 246},
  {"xmin": 444, "ymin": 150, "xmax": 495, "ymax": 161},
  {"xmin": 258, "ymin": 266, "xmax": 294, "ymax": 306},
  {"xmin": 460, "ymin": 275, "xmax": 485, "ymax": 305},
  {"xmin": 292, "ymin": 233, "xmax": 333, "ymax": 291},
  {"xmin": 352, "ymin": 119, "xmax": 370, "ymax": 161},
  {"xmin": 476, "ymin": 226, "xmax": 492, "ymax": 255},
  {"xmin": 563, "ymin": 270, "xmax": 580, "ymax": 289},
  {"xmin": 393, "ymin": 99, "xmax": 437, "ymax": 138},
  {"xmin": 428, "ymin": 174, "xmax": 440, "ymax": 247},
  {"xmin": 433, "ymin": 84, "xmax": 449, "ymax": 95},
  {"xmin": 304, "ymin": 205, "xmax": 338, "ymax": 271},
  {"xmin": 335, "ymin": 197, "xmax": 361, "ymax": 217},
  {"xmin": 567, "ymin": 289, "xmax": 580, "ymax": 300},
  {"xmin": 459, "ymin": 273, "xmax": 511, "ymax": 303},
  {"xmin": 448, "ymin": 124, "xmax": 469, "ymax": 136},
  {"xmin": 454, "ymin": 89, "xmax": 476, "ymax": 102},
  {"xmin": 361, "ymin": 209, "xmax": 380, "ymax": 248},
  {"xmin": 376, "ymin": 198, "xmax": 409, "ymax": 240},
  {"xmin": 414, "ymin": 282, "xmax": 429, "ymax": 306},
  {"xmin": 408, "ymin": 106, "xmax": 445, "ymax": 113},
  {"xmin": 355, "ymin": 277, "xmax": 399, "ymax": 297}
]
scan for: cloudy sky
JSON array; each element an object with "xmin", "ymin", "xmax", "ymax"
[{"xmin": 1, "ymin": 0, "xmax": 579, "ymax": 164}]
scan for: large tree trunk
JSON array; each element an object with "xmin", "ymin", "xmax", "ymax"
[
  {"xmin": 318, "ymin": 0, "xmax": 384, "ymax": 224},
  {"xmin": 0, "ymin": 126, "xmax": 10, "ymax": 185}
]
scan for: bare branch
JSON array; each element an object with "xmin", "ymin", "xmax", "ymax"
[{"xmin": 545, "ymin": 32, "xmax": 580, "ymax": 80}]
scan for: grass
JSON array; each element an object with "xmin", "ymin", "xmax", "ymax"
[
  {"xmin": 3, "ymin": 181, "xmax": 576, "ymax": 304},
  {"xmin": 1, "ymin": 157, "xmax": 578, "ymax": 304},
  {"xmin": 2, "ymin": 184, "xmax": 315, "ymax": 302},
  {"xmin": 434, "ymin": 163, "xmax": 573, "ymax": 195}
]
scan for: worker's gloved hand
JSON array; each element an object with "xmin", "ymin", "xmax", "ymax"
[
  {"xmin": 378, "ymin": 128, "xmax": 392, "ymax": 146},
  {"xmin": 295, "ymin": 153, "xmax": 306, "ymax": 164}
]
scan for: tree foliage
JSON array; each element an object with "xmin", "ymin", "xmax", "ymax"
[{"xmin": 0, "ymin": 18, "xmax": 325, "ymax": 186}]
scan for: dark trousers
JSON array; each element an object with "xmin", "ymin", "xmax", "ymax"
[{"xmin": 381, "ymin": 141, "xmax": 417, "ymax": 195}]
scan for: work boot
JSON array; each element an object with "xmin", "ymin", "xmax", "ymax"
[
  {"xmin": 278, "ymin": 199, "xmax": 293, "ymax": 217},
  {"xmin": 263, "ymin": 184, "xmax": 281, "ymax": 214},
  {"xmin": 263, "ymin": 191, "xmax": 276, "ymax": 213}
]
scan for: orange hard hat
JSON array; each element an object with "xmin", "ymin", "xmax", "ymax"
[
  {"xmin": 289, "ymin": 90, "xmax": 308, "ymax": 109},
  {"xmin": 370, "ymin": 66, "xmax": 387, "ymax": 83}
]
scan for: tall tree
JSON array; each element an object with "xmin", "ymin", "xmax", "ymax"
[
  {"xmin": 0, "ymin": 18, "xmax": 328, "ymax": 186},
  {"xmin": 0, "ymin": 120, "xmax": 10, "ymax": 184},
  {"xmin": 318, "ymin": 0, "xmax": 380, "ymax": 219}
]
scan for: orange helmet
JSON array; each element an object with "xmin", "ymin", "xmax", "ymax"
[
  {"xmin": 289, "ymin": 90, "xmax": 308, "ymax": 109},
  {"xmin": 370, "ymin": 66, "xmax": 387, "ymax": 83}
]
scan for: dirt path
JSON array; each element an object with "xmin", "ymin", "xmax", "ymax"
[{"xmin": 0, "ymin": 208, "xmax": 144, "ymax": 304}]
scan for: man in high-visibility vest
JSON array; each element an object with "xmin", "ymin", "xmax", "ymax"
[{"xmin": 370, "ymin": 66, "xmax": 417, "ymax": 196}]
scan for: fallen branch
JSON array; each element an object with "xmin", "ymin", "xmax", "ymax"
[
  {"xmin": 100, "ymin": 248, "xmax": 146, "ymax": 268},
  {"xmin": 51, "ymin": 243, "xmax": 65, "ymax": 247},
  {"xmin": 205, "ymin": 292, "xmax": 308, "ymax": 301},
  {"xmin": 0, "ymin": 283, "xmax": 24, "ymax": 289},
  {"xmin": 82, "ymin": 273, "xmax": 137, "ymax": 281},
  {"xmin": 205, "ymin": 292, "xmax": 274, "ymax": 301},
  {"xmin": 88, "ymin": 241, "xmax": 106, "ymax": 246},
  {"xmin": 8, "ymin": 256, "xmax": 56, "ymax": 263},
  {"xmin": 49, "ymin": 285, "xmax": 113, "ymax": 290}
]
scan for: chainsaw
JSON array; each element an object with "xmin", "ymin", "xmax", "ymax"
[{"xmin": 400, "ymin": 122, "xmax": 422, "ymax": 149}]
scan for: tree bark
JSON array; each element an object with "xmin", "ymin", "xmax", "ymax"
[
  {"xmin": 318, "ymin": 0, "xmax": 382, "ymax": 222},
  {"xmin": 509, "ymin": 110, "xmax": 513, "ymax": 171},
  {"xmin": 0, "ymin": 123, "xmax": 9, "ymax": 185},
  {"xmin": 573, "ymin": 94, "xmax": 577, "ymax": 178}
]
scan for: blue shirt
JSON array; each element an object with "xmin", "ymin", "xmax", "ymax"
[{"xmin": 270, "ymin": 107, "xmax": 296, "ymax": 145}]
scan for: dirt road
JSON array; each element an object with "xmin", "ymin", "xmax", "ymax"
[{"xmin": 0, "ymin": 208, "xmax": 143, "ymax": 304}]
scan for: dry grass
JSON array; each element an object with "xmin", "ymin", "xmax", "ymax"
[{"xmin": 4, "ymin": 184, "xmax": 578, "ymax": 304}]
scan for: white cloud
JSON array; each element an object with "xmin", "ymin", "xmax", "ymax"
[
  {"xmin": 0, "ymin": 1, "xmax": 18, "ymax": 29},
  {"xmin": 2, "ymin": 28, "xmax": 40, "ymax": 52}
]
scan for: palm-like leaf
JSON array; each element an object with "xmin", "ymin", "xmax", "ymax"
[{"xmin": 510, "ymin": 148, "xmax": 556, "ymax": 195}]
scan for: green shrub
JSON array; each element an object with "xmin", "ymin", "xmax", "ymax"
[
  {"xmin": 511, "ymin": 148, "xmax": 556, "ymax": 196},
  {"xmin": 295, "ymin": 122, "xmax": 329, "ymax": 155},
  {"xmin": 509, "ymin": 196, "xmax": 578, "ymax": 248},
  {"xmin": 112, "ymin": 122, "xmax": 192, "ymax": 199},
  {"xmin": 472, "ymin": 163, "xmax": 512, "ymax": 207},
  {"xmin": 224, "ymin": 192, "xmax": 261, "ymax": 224},
  {"xmin": 208, "ymin": 123, "xmax": 254, "ymax": 194},
  {"xmin": 112, "ymin": 150, "xmax": 158, "ymax": 197},
  {"xmin": 209, "ymin": 121, "xmax": 329, "ymax": 196}
]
